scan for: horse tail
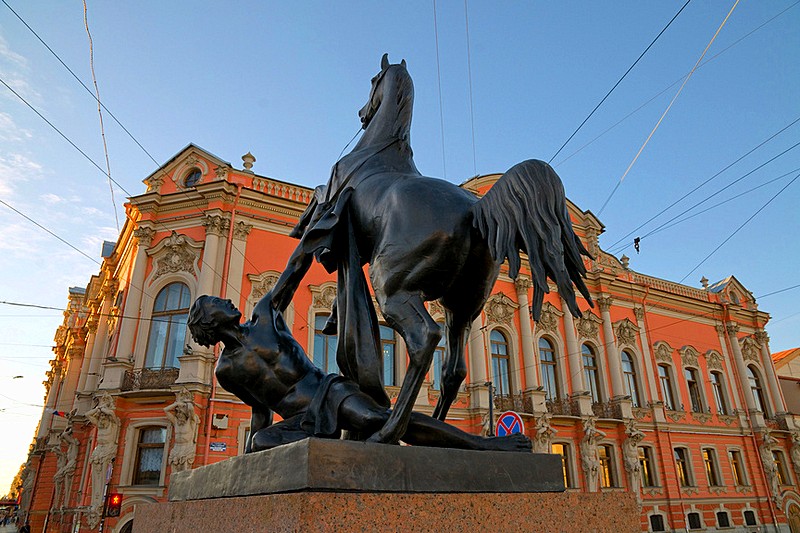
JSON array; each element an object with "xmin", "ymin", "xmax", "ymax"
[{"xmin": 469, "ymin": 159, "xmax": 593, "ymax": 320}]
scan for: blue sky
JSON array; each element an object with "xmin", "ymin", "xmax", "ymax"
[{"xmin": 0, "ymin": 1, "xmax": 798, "ymax": 491}]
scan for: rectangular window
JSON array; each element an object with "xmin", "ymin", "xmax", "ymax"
[
  {"xmin": 638, "ymin": 446, "xmax": 656, "ymax": 487},
  {"xmin": 685, "ymin": 368, "xmax": 703, "ymax": 413},
  {"xmin": 674, "ymin": 448, "xmax": 692, "ymax": 487},
  {"xmin": 687, "ymin": 512, "xmax": 702, "ymax": 530},
  {"xmin": 716, "ymin": 511, "xmax": 730, "ymax": 528},
  {"xmin": 773, "ymin": 451, "xmax": 790, "ymax": 486},
  {"xmin": 710, "ymin": 371, "xmax": 728, "ymax": 415},
  {"xmin": 703, "ymin": 448, "xmax": 720, "ymax": 487},
  {"xmin": 658, "ymin": 365, "xmax": 675, "ymax": 410},
  {"xmin": 649, "ymin": 514, "xmax": 666, "ymax": 532},
  {"xmin": 313, "ymin": 315, "xmax": 338, "ymax": 374},
  {"xmin": 729, "ymin": 450, "xmax": 747, "ymax": 486},
  {"xmin": 744, "ymin": 510, "xmax": 757, "ymax": 526},
  {"xmin": 551, "ymin": 443, "xmax": 573, "ymax": 488},
  {"xmin": 380, "ymin": 325, "xmax": 396, "ymax": 387},
  {"xmin": 599, "ymin": 444, "xmax": 616, "ymax": 488},
  {"xmin": 431, "ymin": 331, "xmax": 445, "ymax": 390},
  {"xmin": 133, "ymin": 427, "xmax": 166, "ymax": 485}
]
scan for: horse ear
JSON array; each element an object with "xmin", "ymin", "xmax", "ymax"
[
  {"xmin": 401, "ymin": 59, "xmax": 406, "ymax": 68},
  {"xmin": 381, "ymin": 53, "xmax": 389, "ymax": 70}
]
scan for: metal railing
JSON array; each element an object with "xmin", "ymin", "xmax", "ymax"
[{"xmin": 121, "ymin": 367, "xmax": 179, "ymax": 391}]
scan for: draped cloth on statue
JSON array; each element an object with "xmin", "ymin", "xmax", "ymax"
[{"xmin": 288, "ymin": 140, "xmax": 398, "ymax": 409}]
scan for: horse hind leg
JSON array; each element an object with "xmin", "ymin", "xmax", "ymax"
[
  {"xmin": 368, "ymin": 291, "xmax": 441, "ymax": 444},
  {"xmin": 432, "ymin": 308, "xmax": 470, "ymax": 421}
]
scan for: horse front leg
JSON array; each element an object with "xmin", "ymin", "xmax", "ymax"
[
  {"xmin": 368, "ymin": 292, "xmax": 441, "ymax": 444},
  {"xmin": 432, "ymin": 308, "xmax": 469, "ymax": 421}
]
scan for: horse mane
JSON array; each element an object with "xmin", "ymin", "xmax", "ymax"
[{"xmin": 384, "ymin": 64, "xmax": 414, "ymax": 142}]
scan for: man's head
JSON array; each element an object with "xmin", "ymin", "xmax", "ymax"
[{"xmin": 188, "ymin": 295, "xmax": 242, "ymax": 347}]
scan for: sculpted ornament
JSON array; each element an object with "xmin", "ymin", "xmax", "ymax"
[
  {"xmin": 623, "ymin": 420, "xmax": 646, "ymax": 500},
  {"xmin": 576, "ymin": 312, "xmax": 601, "ymax": 341},
  {"xmin": 790, "ymin": 431, "xmax": 800, "ymax": 477},
  {"xmin": 148, "ymin": 231, "xmax": 202, "ymax": 282},
  {"xmin": 705, "ymin": 351, "xmax": 724, "ymax": 371},
  {"xmin": 484, "ymin": 293, "xmax": 519, "ymax": 327},
  {"xmin": 538, "ymin": 302, "xmax": 562, "ymax": 334},
  {"xmin": 740, "ymin": 337, "xmax": 760, "ymax": 363},
  {"xmin": 165, "ymin": 387, "xmax": 200, "ymax": 473},
  {"xmin": 53, "ymin": 413, "xmax": 80, "ymax": 510},
  {"xmin": 532, "ymin": 413, "xmax": 557, "ymax": 454},
  {"xmin": 133, "ymin": 226, "xmax": 156, "ymax": 248},
  {"xmin": 311, "ymin": 284, "xmax": 337, "ymax": 311},
  {"xmin": 580, "ymin": 417, "xmax": 606, "ymax": 493},
  {"xmin": 86, "ymin": 393, "xmax": 120, "ymax": 528},
  {"xmin": 248, "ymin": 271, "xmax": 281, "ymax": 302},
  {"xmin": 614, "ymin": 319, "xmax": 637, "ymax": 347},
  {"xmin": 18, "ymin": 459, "xmax": 34, "ymax": 522},
  {"xmin": 759, "ymin": 429, "xmax": 781, "ymax": 504},
  {"xmin": 680, "ymin": 346, "xmax": 699, "ymax": 368},
  {"xmin": 653, "ymin": 341, "xmax": 674, "ymax": 364}
]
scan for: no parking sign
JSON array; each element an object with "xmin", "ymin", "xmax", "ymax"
[{"xmin": 496, "ymin": 410, "xmax": 524, "ymax": 436}]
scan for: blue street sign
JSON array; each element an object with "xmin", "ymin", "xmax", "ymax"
[{"xmin": 496, "ymin": 410, "xmax": 524, "ymax": 436}]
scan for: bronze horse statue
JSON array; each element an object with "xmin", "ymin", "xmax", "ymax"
[{"xmin": 270, "ymin": 54, "xmax": 592, "ymax": 445}]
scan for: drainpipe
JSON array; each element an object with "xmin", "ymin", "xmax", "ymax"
[
  {"xmin": 202, "ymin": 183, "xmax": 242, "ymax": 466},
  {"xmin": 721, "ymin": 304, "xmax": 779, "ymax": 531}
]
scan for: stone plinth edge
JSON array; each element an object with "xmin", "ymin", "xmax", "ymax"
[{"xmin": 168, "ymin": 437, "xmax": 564, "ymax": 501}]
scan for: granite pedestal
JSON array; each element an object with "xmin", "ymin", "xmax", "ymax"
[{"xmin": 134, "ymin": 438, "xmax": 639, "ymax": 532}]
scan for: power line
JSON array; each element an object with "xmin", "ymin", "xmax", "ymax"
[
  {"xmin": 432, "ymin": 0, "xmax": 447, "ymax": 179},
  {"xmin": 463, "ymin": 0, "xmax": 477, "ymax": 178},
  {"xmin": 606, "ymin": 115, "xmax": 800, "ymax": 251},
  {"xmin": 549, "ymin": 0, "xmax": 692, "ymax": 163},
  {"xmin": 553, "ymin": 1, "xmax": 800, "ymax": 169},
  {"xmin": 597, "ymin": 0, "xmax": 741, "ymax": 216},
  {"xmin": 609, "ymin": 139, "xmax": 800, "ymax": 254}
]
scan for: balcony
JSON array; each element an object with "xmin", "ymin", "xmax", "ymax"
[
  {"xmin": 545, "ymin": 397, "xmax": 578, "ymax": 417},
  {"xmin": 591, "ymin": 400, "xmax": 623, "ymax": 419},
  {"xmin": 121, "ymin": 367, "xmax": 179, "ymax": 392},
  {"xmin": 493, "ymin": 393, "xmax": 532, "ymax": 414}
]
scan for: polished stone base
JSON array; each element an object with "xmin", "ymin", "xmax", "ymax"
[
  {"xmin": 168, "ymin": 438, "xmax": 565, "ymax": 501},
  {"xmin": 135, "ymin": 491, "xmax": 639, "ymax": 532}
]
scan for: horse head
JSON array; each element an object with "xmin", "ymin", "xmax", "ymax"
[{"xmin": 358, "ymin": 54, "xmax": 412, "ymax": 136}]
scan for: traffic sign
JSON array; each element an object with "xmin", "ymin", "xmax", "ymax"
[{"xmin": 496, "ymin": 410, "xmax": 524, "ymax": 436}]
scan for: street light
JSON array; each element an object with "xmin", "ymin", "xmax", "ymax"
[{"xmin": 483, "ymin": 381, "xmax": 495, "ymax": 436}]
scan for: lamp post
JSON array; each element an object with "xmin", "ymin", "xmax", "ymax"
[{"xmin": 484, "ymin": 381, "xmax": 495, "ymax": 436}]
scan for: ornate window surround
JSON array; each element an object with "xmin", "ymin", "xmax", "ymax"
[
  {"xmin": 681, "ymin": 348, "xmax": 708, "ymax": 415},
  {"xmin": 246, "ymin": 270, "xmax": 294, "ymax": 329},
  {"xmin": 171, "ymin": 157, "xmax": 210, "ymax": 190},
  {"xmin": 535, "ymin": 333, "xmax": 567, "ymax": 401},
  {"xmin": 581, "ymin": 340, "xmax": 609, "ymax": 403},
  {"xmin": 119, "ymin": 419, "xmax": 171, "ymax": 488},
  {"xmin": 620, "ymin": 347, "xmax": 645, "ymax": 408},
  {"xmin": 551, "ymin": 440, "xmax": 577, "ymax": 489},
  {"xmin": 307, "ymin": 282, "xmax": 337, "ymax": 365},
  {"xmin": 489, "ymin": 326, "xmax": 518, "ymax": 396}
]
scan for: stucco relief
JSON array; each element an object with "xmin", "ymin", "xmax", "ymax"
[
  {"xmin": 532, "ymin": 413, "xmax": 557, "ymax": 454},
  {"xmin": 147, "ymin": 231, "xmax": 203, "ymax": 283},
  {"xmin": 653, "ymin": 341, "xmax": 674, "ymax": 364},
  {"xmin": 214, "ymin": 165, "xmax": 229, "ymax": 180},
  {"xmin": 680, "ymin": 345, "xmax": 699, "ymax": 368},
  {"xmin": 623, "ymin": 419, "xmax": 645, "ymax": 501},
  {"xmin": 790, "ymin": 431, "xmax": 800, "ymax": 477},
  {"xmin": 484, "ymin": 293, "xmax": 518, "ymax": 327},
  {"xmin": 740, "ymin": 337, "xmax": 761, "ymax": 363},
  {"xmin": 759, "ymin": 429, "xmax": 781, "ymax": 504},
  {"xmin": 144, "ymin": 173, "xmax": 165, "ymax": 192},
  {"xmin": 614, "ymin": 319, "xmax": 638, "ymax": 347},
  {"xmin": 248, "ymin": 271, "xmax": 281, "ymax": 302},
  {"xmin": 705, "ymin": 350, "xmax": 724, "ymax": 371},
  {"xmin": 86, "ymin": 392, "xmax": 120, "ymax": 528},
  {"xmin": 133, "ymin": 226, "xmax": 156, "ymax": 247},
  {"xmin": 165, "ymin": 387, "xmax": 200, "ymax": 473},
  {"xmin": 576, "ymin": 312, "xmax": 601, "ymax": 341},
  {"xmin": 310, "ymin": 284, "xmax": 337, "ymax": 311},
  {"xmin": 580, "ymin": 417, "xmax": 606, "ymax": 493},
  {"xmin": 538, "ymin": 302, "xmax": 563, "ymax": 334}
]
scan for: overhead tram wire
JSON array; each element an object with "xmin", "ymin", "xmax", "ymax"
[
  {"xmin": 553, "ymin": 0, "xmax": 800, "ymax": 168},
  {"xmin": 432, "ymin": 0, "xmax": 447, "ymax": 180},
  {"xmin": 596, "ymin": 0, "xmax": 741, "ymax": 216},
  {"xmin": 609, "ymin": 139, "xmax": 800, "ymax": 255},
  {"xmin": 606, "ymin": 116, "xmax": 800, "ymax": 251},
  {"xmin": 1, "ymin": 0, "xmax": 161, "ymax": 168},
  {"xmin": 548, "ymin": 0, "xmax": 692, "ymax": 164},
  {"xmin": 83, "ymin": 0, "xmax": 119, "ymax": 232}
]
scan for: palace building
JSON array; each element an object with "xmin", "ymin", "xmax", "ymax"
[{"xmin": 16, "ymin": 144, "xmax": 800, "ymax": 532}]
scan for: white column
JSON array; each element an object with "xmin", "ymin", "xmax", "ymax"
[
  {"xmin": 515, "ymin": 277, "xmax": 539, "ymax": 389},
  {"xmin": 726, "ymin": 323, "xmax": 756, "ymax": 412},
  {"xmin": 85, "ymin": 288, "xmax": 114, "ymax": 391},
  {"xmin": 468, "ymin": 315, "xmax": 487, "ymax": 385},
  {"xmin": 715, "ymin": 324, "xmax": 742, "ymax": 411},
  {"xmin": 77, "ymin": 321, "xmax": 99, "ymax": 394},
  {"xmin": 561, "ymin": 298, "xmax": 585, "ymax": 394},
  {"xmin": 598, "ymin": 296, "xmax": 625, "ymax": 398},
  {"xmin": 227, "ymin": 221, "xmax": 251, "ymax": 304},
  {"xmin": 197, "ymin": 214, "xmax": 227, "ymax": 297},
  {"xmin": 634, "ymin": 306, "xmax": 658, "ymax": 404},
  {"xmin": 114, "ymin": 226, "xmax": 155, "ymax": 360},
  {"xmin": 757, "ymin": 330, "xmax": 786, "ymax": 414}
]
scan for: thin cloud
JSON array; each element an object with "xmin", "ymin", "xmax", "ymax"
[
  {"xmin": 0, "ymin": 112, "xmax": 32, "ymax": 142},
  {"xmin": 0, "ymin": 34, "xmax": 27, "ymax": 69}
]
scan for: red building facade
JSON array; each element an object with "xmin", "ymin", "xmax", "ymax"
[{"xmin": 16, "ymin": 145, "xmax": 800, "ymax": 532}]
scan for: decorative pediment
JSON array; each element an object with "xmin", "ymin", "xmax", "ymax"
[
  {"xmin": 484, "ymin": 293, "xmax": 519, "ymax": 327},
  {"xmin": 310, "ymin": 283, "xmax": 337, "ymax": 311},
  {"xmin": 140, "ymin": 143, "xmax": 232, "ymax": 194},
  {"xmin": 740, "ymin": 337, "xmax": 761, "ymax": 363},
  {"xmin": 538, "ymin": 302, "xmax": 563, "ymax": 334},
  {"xmin": 680, "ymin": 345, "xmax": 700, "ymax": 368},
  {"xmin": 248, "ymin": 271, "xmax": 281, "ymax": 302},
  {"xmin": 576, "ymin": 311, "xmax": 602, "ymax": 341},
  {"xmin": 705, "ymin": 350, "xmax": 724, "ymax": 371},
  {"xmin": 613, "ymin": 318, "xmax": 638, "ymax": 347},
  {"xmin": 653, "ymin": 341, "xmax": 674, "ymax": 364},
  {"xmin": 146, "ymin": 231, "xmax": 202, "ymax": 283}
]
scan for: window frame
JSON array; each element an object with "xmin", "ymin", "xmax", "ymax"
[
  {"xmin": 490, "ymin": 329, "xmax": 512, "ymax": 397},
  {"xmin": 551, "ymin": 441, "xmax": 575, "ymax": 489},
  {"xmin": 686, "ymin": 511, "xmax": 703, "ymax": 530},
  {"xmin": 538, "ymin": 337, "xmax": 560, "ymax": 401},
  {"xmin": 716, "ymin": 511, "xmax": 731, "ymax": 529},
  {"xmin": 380, "ymin": 325, "xmax": 396, "ymax": 387},
  {"xmin": 772, "ymin": 450, "xmax": 791, "ymax": 486},
  {"xmin": 674, "ymin": 447, "xmax": 694, "ymax": 487},
  {"xmin": 143, "ymin": 281, "xmax": 191, "ymax": 370},
  {"xmin": 743, "ymin": 509, "xmax": 757, "ymax": 526},
  {"xmin": 620, "ymin": 349, "xmax": 641, "ymax": 407},
  {"xmin": 430, "ymin": 322, "xmax": 446, "ymax": 390},
  {"xmin": 728, "ymin": 448, "xmax": 749, "ymax": 487},
  {"xmin": 702, "ymin": 447, "xmax": 722, "ymax": 487},
  {"xmin": 598, "ymin": 443, "xmax": 618, "ymax": 488},
  {"xmin": 709, "ymin": 370, "xmax": 729, "ymax": 415},
  {"xmin": 182, "ymin": 168, "xmax": 202, "ymax": 188},
  {"xmin": 581, "ymin": 343, "xmax": 602, "ymax": 404},
  {"xmin": 638, "ymin": 445, "xmax": 657, "ymax": 488},
  {"xmin": 313, "ymin": 313, "xmax": 339, "ymax": 374},
  {"xmin": 746, "ymin": 365, "xmax": 768, "ymax": 415},
  {"xmin": 658, "ymin": 364, "xmax": 678, "ymax": 410},
  {"xmin": 132, "ymin": 425, "xmax": 167, "ymax": 486},
  {"xmin": 684, "ymin": 366, "xmax": 706, "ymax": 413},
  {"xmin": 649, "ymin": 513, "xmax": 667, "ymax": 532}
]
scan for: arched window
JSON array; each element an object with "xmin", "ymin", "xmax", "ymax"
[
  {"xmin": 144, "ymin": 282, "xmax": 191, "ymax": 369},
  {"xmin": 430, "ymin": 323, "xmax": 446, "ymax": 390},
  {"xmin": 658, "ymin": 364, "xmax": 676, "ymax": 410},
  {"xmin": 380, "ymin": 325, "xmax": 396, "ymax": 387},
  {"xmin": 581, "ymin": 344, "xmax": 601, "ymax": 403},
  {"xmin": 313, "ymin": 314, "xmax": 338, "ymax": 374},
  {"xmin": 183, "ymin": 168, "xmax": 202, "ymax": 187},
  {"xmin": 490, "ymin": 330, "xmax": 511, "ymax": 397},
  {"xmin": 621, "ymin": 350, "xmax": 640, "ymax": 407},
  {"xmin": 747, "ymin": 365, "xmax": 767, "ymax": 413},
  {"xmin": 539, "ymin": 338, "xmax": 559, "ymax": 401}
]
